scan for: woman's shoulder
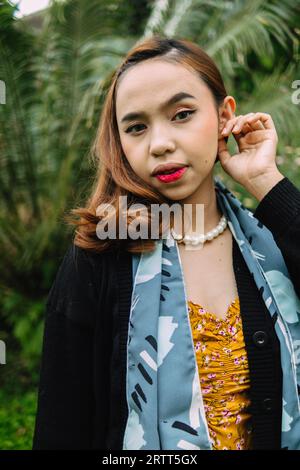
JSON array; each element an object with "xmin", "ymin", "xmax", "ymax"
[{"xmin": 46, "ymin": 242, "xmax": 119, "ymax": 326}]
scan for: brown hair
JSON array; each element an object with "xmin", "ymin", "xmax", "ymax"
[{"xmin": 67, "ymin": 35, "xmax": 228, "ymax": 254}]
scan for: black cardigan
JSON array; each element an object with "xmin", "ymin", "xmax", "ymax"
[{"xmin": 32, "ymin": 177, "xmax": 300, "ymax": 450}]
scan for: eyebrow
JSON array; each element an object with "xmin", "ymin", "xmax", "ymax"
[{"xmin": 120, "ymin": 91, "xmax": 197, "ymax": 124}]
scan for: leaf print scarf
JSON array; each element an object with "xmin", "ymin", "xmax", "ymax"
[{"xmin": 122, "ymin": 175, "xmax": 300, "ymax": 450}]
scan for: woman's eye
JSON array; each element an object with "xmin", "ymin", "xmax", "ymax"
[
  {"xmin": 125, "ymin": 123, "xmax": 145, "ymax": 134},
  {"xmin": 173, "ymin": 109, "xmax": 195, "ymax": 121},
  {"xmin": 125, "ymin": 109, "xmax": 195, "ymax": 134}
]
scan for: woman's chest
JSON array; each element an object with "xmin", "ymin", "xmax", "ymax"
[{"xmin": 178, "ymin": 228, "xmax": 238, "ymax": 320}]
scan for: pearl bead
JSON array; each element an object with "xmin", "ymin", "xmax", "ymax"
[
  {"xmin": 206, "ymin": 231, "xmax": 214, "ymax": 241},
  {"xmin": 171, "ymin": 229, "xmax": 183, "ymax": 241},
  {"xmin": 170, "ymin": 214, "xmax": 227, "ymax": 246},
  {"xmin": 184, "ymin": 235, "xmax": 193, "ymax": 244}
]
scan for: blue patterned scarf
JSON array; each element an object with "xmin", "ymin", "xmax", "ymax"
[{"xmin": 122, "ymin": 176, "xmax": 300, "ymax": 450}]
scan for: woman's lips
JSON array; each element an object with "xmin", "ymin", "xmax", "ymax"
[{"xmin": 154, "ymin": 166, "xmax": 188, "ymax": 183}]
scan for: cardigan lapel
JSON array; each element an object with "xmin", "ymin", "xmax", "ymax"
[{"xmin": 232, "ymin": 235, "xmax": 283, "ymax": 449}]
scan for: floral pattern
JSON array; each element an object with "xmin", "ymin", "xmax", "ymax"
[{"xmin": 188, "ymin": 297, "xmax": 253, "ymax": 450}]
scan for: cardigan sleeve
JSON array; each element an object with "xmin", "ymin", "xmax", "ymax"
[
  {"xmin": 253, "ymin": 176, "xmax": 300, "ymax": 299},
  {"xmin": 32, "ymin": 243, "xmax": 101, "ymax": 450}
]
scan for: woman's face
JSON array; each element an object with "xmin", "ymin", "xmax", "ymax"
[{"xmin": 115, "ymin": 59, "xmax": 235, "ymax": 202}]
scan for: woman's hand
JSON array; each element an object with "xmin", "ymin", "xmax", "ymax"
[{"xmin": 217, "ymin": 112, "xmax": 285, "ymax": 200}]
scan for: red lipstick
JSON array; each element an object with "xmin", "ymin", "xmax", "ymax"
[{"xmin": 155, "ymin": 166, "xmax": 188, "ymax": 183}]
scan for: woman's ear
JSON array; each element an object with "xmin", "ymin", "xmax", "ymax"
[
  {"xmin": 215, "ymin": 97, "xmax": 233, "ymax": 165},
  {"xmin": 218, "ymin": 96, "xmax": 236, "ymax": 135}
]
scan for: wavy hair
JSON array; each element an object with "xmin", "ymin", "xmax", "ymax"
[{"xmin": 67, "ymin": 35, "xmax": 229, "ymax": 253}]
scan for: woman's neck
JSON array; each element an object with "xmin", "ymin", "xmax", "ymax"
[{"xmin": 172, "ymin": 174, "xmax": 223, "ymax": 236}]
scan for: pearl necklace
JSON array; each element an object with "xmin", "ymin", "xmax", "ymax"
[{"xmin": 170, "ymin": 214, "xmax": 227, "ymax": 246}]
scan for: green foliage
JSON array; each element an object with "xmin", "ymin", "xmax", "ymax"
[
  {"xmin": 1, "ymin": 287, "xmax": 44, "ymax": 367},
  {"xmin": 0, "ymin": 389, "xmax": 37, "ymax": 450},
  {"xmin": 0, "ymin": 344, "xmax": 39, "ymax": 449}
]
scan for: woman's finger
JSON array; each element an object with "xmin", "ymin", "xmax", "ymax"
[
  {"xmin": 232, "ymin": 113, "xmax": 256, "ymax": 133},
  {"xmin": 221, "ymin": 115, "xmax": 243, "ymax": 135},
  {"xmin": 247, "ymin": 119, "xmax": 265, "ymax": 131},
  {"xmin": 217, "ymin": 136, "xmax": 232, "ymax": 166},
  {"xmin": 247, "ymin": 112, "xmax": 274, "ymax": 130},
  {"xmin": 234, "ymin": 119, "xmax": 264, "ymax": 137},
  {"xmin": 222, "ymin": 113, "xmax": 255, "ymax": 136}
]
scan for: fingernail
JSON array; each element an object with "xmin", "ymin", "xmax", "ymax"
[{"xmin": 233, "ymin": 125, "xmax": 239, "ymax": 132}]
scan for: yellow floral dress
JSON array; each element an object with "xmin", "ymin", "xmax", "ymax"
[{"xmin": 188, "ymin": 297, "xmax": 253, "ymax": 450}]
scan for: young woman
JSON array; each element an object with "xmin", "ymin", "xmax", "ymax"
[{"xmin": 32, "ymin": 35, "xmax": 300, "ymax": 451}]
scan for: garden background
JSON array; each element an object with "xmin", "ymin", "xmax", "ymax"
[{"xmin": 0, "ymin": 0, "xmax": 300, "ymax": 449}]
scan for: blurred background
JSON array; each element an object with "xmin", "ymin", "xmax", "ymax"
[{"xmin": 0, "ymin": 0, "xmax": 299, "ymax": 449}]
